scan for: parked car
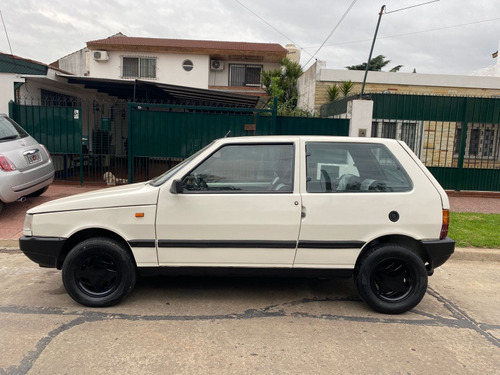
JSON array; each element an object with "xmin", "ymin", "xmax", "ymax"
[
  {"xmin": 20, "ymin": 136, "xmax": 454, "ymax": 314},
  {"xmin": 0, "ymin": 114, "xmax": 54, "ymax": 213}
]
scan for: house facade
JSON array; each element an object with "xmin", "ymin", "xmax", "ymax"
[
  {"xmin": 298, "ymin": 60, "xmax": 500, "ymax": 114},
  {"xmin": 57, "ymin": 33, "xmax": 290, "ymax": 96}
]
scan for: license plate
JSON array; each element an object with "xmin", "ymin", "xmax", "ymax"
[{"xmin": 25, "ymin": 151, "xmax": 42, "ymax": 165}]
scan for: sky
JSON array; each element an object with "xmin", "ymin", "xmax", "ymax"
[{"xmin": 0, "ymin": 0, "xmax": 499, "ymax": 76}]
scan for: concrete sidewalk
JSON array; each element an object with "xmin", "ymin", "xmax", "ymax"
[{"xmin": 0, "ymin": 183, "xmax": 499, "ymax": 262}]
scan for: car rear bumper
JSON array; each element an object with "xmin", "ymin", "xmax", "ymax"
[
  {"xmin": 0, "ymin": 163, "xmax": 54, "ymax": 202},
  {"xmin": 421, "ymin": 237, "xmax": 455, "ymax": 271},
  {"xmin": 19, "ymin": 236, "xmax": 67, "ymax": 269}
]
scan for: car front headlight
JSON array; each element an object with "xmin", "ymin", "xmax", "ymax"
[{"xmin": 23, "ymin": 214, "xmax": 33, "ymax": 236}]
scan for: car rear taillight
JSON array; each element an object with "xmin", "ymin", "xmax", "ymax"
[
  {"xmin": 40, "ymin": 144, "xmax": 51, "ymax": 160},
  {"xmin": 440, "ymin": 209, "xmax": 450, "ymax": 239},
  {"xmin": 0, "ymin": 155, "xmax": 16, "ymax": 172}
]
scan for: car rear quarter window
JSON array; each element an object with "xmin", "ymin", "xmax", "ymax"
[
  {"xmin": 182, "ymin": 143, "xmax": 294, "ymax": 193},
  {"xmin": 306, "ymin": 142, "xmax": 412, "ymax": 193}
]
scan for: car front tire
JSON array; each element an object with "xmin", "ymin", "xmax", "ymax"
[
  {"xmin": 355, "ymin": 244, "xmax": 428, "ymax": 314},
  {"xmin": 62, "ymin": 237, "xmax": 137, "ymax": 307}
]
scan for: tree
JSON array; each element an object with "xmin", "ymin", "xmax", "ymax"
[
  {"xmin": 327, "ymin": 84, "xmax": 340, "ymax": 101},
  {"xmin": 262, "ymin": 57, "xmax": 303, "ymax": 111},
  {"xmin": 346, "ymin": 55, "xmax": 402, "ymax": 72},
  {"xmin": 327, "ymin": 80, "xmax": 355, "ymax": 102}
]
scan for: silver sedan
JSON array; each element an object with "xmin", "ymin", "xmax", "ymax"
[{"xmin": 0, "ymin": 114, "xmax": 54, "ymax": 213}]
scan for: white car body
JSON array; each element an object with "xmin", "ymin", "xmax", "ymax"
[{"xmin": 20, "ymin": 136, "xmax": 455, "ymax": 313}]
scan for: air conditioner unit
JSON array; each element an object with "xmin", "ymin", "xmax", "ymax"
[
  {"xmin": 93, "ymin": 50, "xmax": 109, "ymax": 61},
  {"xmin": 210, "ymin": 60, "xmax": 224, "ymax": 71}
]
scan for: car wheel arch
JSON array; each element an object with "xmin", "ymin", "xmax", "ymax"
[
  {"xmin": 355, "ymin": 234, "xmax": 428, "ymax": 275},
  {"xmin": 57, "ymin": 228, "xmax": 135, "ymax": 270}
]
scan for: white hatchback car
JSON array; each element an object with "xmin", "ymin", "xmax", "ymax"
[{"xmin": 20, "ymin": 136, "xmax": 454, "ymax": 314}]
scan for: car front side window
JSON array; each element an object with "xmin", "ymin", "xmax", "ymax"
[{"xmin": 182, "ymin": 143, "xmax": 294, "ymax": 193}]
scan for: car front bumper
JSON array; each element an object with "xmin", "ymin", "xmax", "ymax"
[{"xmin": 19, "ymin": 236, "xmax": 67, "ymax": 269}]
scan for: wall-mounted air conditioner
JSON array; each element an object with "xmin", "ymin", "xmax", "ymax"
[
  {"xmin": 210, "ymin": 60, "xmax": 224, "ymax": 71},
  {"xmin": 93, "ymin": 51, "xmax": 109, "ymax": 61}
]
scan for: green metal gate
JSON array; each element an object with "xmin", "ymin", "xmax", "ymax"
[
  {"xmin": 127, "ymin": 103, "xmax": 349, "ymax": 182},
  {"xmin": 371, "ymin": 94, "xmax": 500, "ymax": 192}
]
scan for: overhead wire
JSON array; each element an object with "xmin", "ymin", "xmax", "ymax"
[
  {"xmin": 302, "ymin": 17, "xmax": 500, "ymax": 50},
  {"xmin": 233, "ymin": 0, "xmax": 314, "ymax": 59},
  {"xmin": 303, "ymin": 0, "xmax": 359, "ymax": 68}
]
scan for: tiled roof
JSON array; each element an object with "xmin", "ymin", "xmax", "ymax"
[{"xmin": 87, "ymin": 34, "xmax": 287, "ymax": 54}]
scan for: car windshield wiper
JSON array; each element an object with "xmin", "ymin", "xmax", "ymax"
[{"xmin": 0, "ymin": 135, "xmax": 20, "ymax": 141}]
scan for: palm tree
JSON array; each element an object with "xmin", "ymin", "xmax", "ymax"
[{"xmin": 262, "ymin": 57, "xmax": 303, "ymax": 110}]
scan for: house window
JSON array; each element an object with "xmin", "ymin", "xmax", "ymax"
[
  {"xmin": 229, "ymin": 64, "xmax": 262, "ymax": 87},
  {"xmin": 453, "ymin": 123, "xmax": 500, "ymax": 159},
  {"xmin": 372, "ymin": 120, "xmax": 423, "ymax": 157},
  {"xmin": 122, "ymin": 57, "xmax": 157, "ymax": 79}
]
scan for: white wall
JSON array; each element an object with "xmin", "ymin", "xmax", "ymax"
[
  {"xmin": 58, "ymin": 49, "xmax": 89, "ymax": 76},
  {"xmin": 349, "ymin": 100, "xmax": 373, "ymax": 137},
  {"xmin": 318, "ymin": 68, "xmax": 500, "ymax": 90},
  {"xmin": 88, "ymin": 50, "xmax": 210, "ymax": 88},
  {"xmin": 297, "ymin": 61, "xmax": 325, "ymax": 113},
  {"xmin": 0, "ymin": 73, "xmax": 24, "ymax": 114}
]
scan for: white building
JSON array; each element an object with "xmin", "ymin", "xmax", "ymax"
[{"xmin": 57, "ymin": 33, "xmax": 289, "ymax": 97}]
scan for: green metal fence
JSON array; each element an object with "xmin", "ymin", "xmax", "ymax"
[
  {"xmin": 127, "ymin": 102, "xmax": 349, "ymax": 182},
  {"xmin": 10, "ymin": 100, "xmax": 349, "ymax": 185},
  {"xmin": 370, "ymin": 94, "xmax": 500, "ymax": 192}
]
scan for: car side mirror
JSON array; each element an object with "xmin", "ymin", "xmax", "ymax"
[{"xmin": 170, "ymin": 179, "xmax": 184, "ymax": 194}]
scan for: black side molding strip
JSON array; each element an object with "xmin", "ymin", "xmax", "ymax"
[
  {"xmin": 158, "ymin": 240, "xmax": 297, "ymax": 248},
  {"xmin": 156, "ymin": 240, "xmax": 365, "ymax": 249},
  {"xmin": 128, "ymin": 240, "xmax": 156, "ymax": 248},
  {"xmin": 298, "ymin": 241, "xmax": 365, "ymax": 249}
]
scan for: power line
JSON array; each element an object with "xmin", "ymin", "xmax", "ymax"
[
  {"xmin": 233, "ymin": 0, "xmax": 314, "ymax": 59},
  {"xmin": 302, "ymin": 17, "xmax": 500, "ymax": 50},
  {"xmin": 303, "ymin": 0, "xmax": 359, "ymax": 68},
  {"xmin": 384, "ymin": 0, "xmax": 440, "ymax": 14}
]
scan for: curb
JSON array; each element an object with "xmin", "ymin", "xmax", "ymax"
[
  {"xmin": 451, "ymin": 247, "xmax": 500, "ymax": 262},
  {"xmin": 1, "ymin": 240, "xmax": 498, "ymax": 262}
]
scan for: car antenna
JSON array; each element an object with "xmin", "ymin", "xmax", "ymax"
[{"xmin": 224, "ymin": 130, "xmax": 231, "ymax": 138}]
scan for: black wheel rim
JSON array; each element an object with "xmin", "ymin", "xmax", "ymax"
[
  {"xmin": 370, "ymin": 258, "xmax": 414, "ymax": 303},
  {"xmin": 75, "ymin": 252, "xmax": 121, "ymax": 297}
]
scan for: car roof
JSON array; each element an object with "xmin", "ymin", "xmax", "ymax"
[{"xmin": 215, "ymin": 135, "xmax": 399, "ymax": 145}]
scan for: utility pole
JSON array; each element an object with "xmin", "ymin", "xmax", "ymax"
[{"xmin": 360, "ymin": 5, "xmax": 385, "ymax": 98}]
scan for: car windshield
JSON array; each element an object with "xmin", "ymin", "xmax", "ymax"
[
  {"xmin": 149, "ymin": 141, "xmax": 215, "ymax": 186},
  {"xmin": 0, "ymin": 115, "xmax": 29, "ymax": 141}
]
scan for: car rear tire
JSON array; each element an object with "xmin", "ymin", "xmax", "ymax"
[
  {"xmin": 62, "ymin": 237, "xmax": 137, "ymax": 307},
  {"xmin": 355, "ymin": 244, "xmax": 428, "ymax": 314}
]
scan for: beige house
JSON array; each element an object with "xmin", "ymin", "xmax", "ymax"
[{"xmin": 298, "ymin": 61, "xmax": 500, "ymax": 114}]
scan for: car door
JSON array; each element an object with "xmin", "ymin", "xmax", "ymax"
[
  {"xmin": 296, "ymin": 139, "xmax": 419, "ymax": 269},
  {"xmin": 155, "ymin": 141, "xmax": 302, "ymax": 267}
]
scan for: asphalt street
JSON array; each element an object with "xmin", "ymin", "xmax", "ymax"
[{"xmin": 0, "ymin": 250, "xmax": 498, "ymax": 375}]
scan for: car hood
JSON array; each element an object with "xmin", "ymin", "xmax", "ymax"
[{"xmin": 27, "ymin": 182, "xmax": 159, "ymax": 214}]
